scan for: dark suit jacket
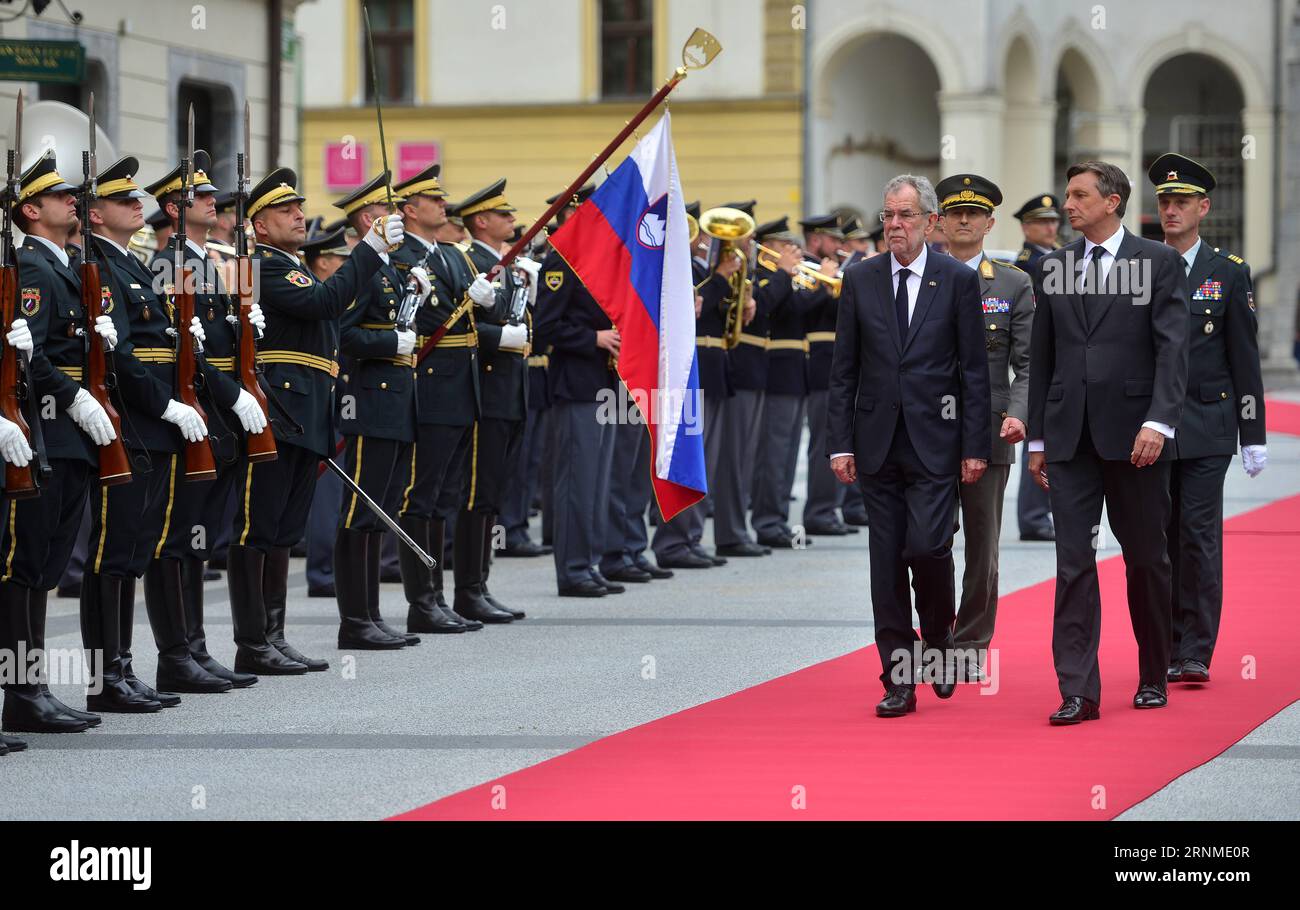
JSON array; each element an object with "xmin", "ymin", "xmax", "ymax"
[
  {"xmin": 1174, "ymin": 243, "xmax": 1265, "ymax": 459},
  {"xmin": 1028, "ymin": 229, "xmax": 1189, "ymax": 463},
  {"xmin": 826, "ymin": 246, "xmax": 991, "ymax": 476}
]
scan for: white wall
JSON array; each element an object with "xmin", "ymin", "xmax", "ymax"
[
  {"xmin": 668, "ymin": 0, "xmax": 766, "ymax": 100},
  {"xmin": 296, "ymin": 0, "xmax": 347, "ymax": 108}
]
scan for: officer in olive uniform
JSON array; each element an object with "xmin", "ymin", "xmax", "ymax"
[
  {"xmin": 1148, "ymin": 154, "xmax": 1267, "ymax": 685},
  {"xmin": 650, "ymin": 201, "xmax": 743, "ymax": 564},
  {"xmin": 751, "ymin": 214, "xmax": 836, "ymax": 548},
  {"xmin": 936, "ymin": 174, "xmax": 1034, "ymax": 673},
  {"xmin": 1013, "ymin": 193, "xmax": 1061, "ymax": 542},
  {"xmin": 458, "ymin": 179, "xmax": 533, "ymax": 618},
  {"xmin": 389, "ymin": 163, "xmax": 492, "ymax": 632},
  {"xmin": 229, "ymin": 167, "xmax": 401, "ymax": 676},
  {"xmin": 0, "ymin": 153, "xmax": 110, "ymax": 734},
  {"xmin": 332, "ymin": 172, "xmax": 428, "ymax": 650},
  {"xmin": 144, "ymin": 150, "xmax": 268, "ymax": 692},
  {"xmin": 85, "ymin": 156, "xmax": 212, "ymax": 713}
]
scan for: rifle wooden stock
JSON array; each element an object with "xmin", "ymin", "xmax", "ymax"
[
  {"xmin": 236, "ymin": 255, "xmax": 275, "ymax": 462},
  {"xmin": 0, "ymin": 262, "xmax": 36, "ymax": 498},
  {"xmin": 82, "ymin": 260, "xmax": 131, "ymax": 485},
  {"xmin": 174, "ymin": 261, "xmax": 216, "ymax": 480}
]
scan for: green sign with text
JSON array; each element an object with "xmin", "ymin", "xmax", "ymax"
[{"xmin": 0, "ymin": 39, "xmax": 85, "ymax": 84}]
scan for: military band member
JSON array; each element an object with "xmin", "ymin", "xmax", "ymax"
[
  {"xmin": 458, "ymin": 179, "xmax": 533, "ymax": 617},
  {"xmin": 1013, "ymin": 193, "xmax": 1060, "ymax": 542},
  {"xmin": 84, "ymin": 156, "xmax": 211, "ymax": 712},
  {"xmin": 0, "ymin": 153, "xmax": 108, "ymax": 735},
  {"xmin": 1149, "ymin": 154, "xmax": 1266, "ymax": 686},
  {"xmin": 143, "ymin": 151, "xmax": 268, "ymax": 692},
  {"xmin": 228, "ymin": 167, "xmax": 402, "ymax": 675},
  {"xmin": 331, "ymin": 173, "xmax": 429, "ymax": 649},
  {"xmin": 650, "ymin": 202, "xmax": 743, "ymax": 564},
  {"xmin": 936, "ymin": 174, "xmax": 1034, "ymax": 677}
]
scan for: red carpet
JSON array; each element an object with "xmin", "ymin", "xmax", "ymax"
[{"xmin": 393, "ymin": 402, "xmax": 1300, "ymax": 820}]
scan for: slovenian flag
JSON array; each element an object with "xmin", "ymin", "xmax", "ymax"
[{"xmin": 549, "ymin": 112, "xmax": 707, "ymax": 521}]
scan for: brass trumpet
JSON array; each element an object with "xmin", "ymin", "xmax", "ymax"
[
  {"xmin": 755, "ymin": 243, "xmax": 842, "ymax": 298},
  {"xmin": 699, "ymin": 206, "xmax": 754, "ymax": 349}
]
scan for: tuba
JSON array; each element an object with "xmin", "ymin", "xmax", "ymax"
[{"xmin": 699, "ymin": 206, "xmax": 755, "ymax": 350}]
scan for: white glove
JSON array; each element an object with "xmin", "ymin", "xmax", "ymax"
[
  {"xmin": 6, "ymin": 318, "xmax": 32, "ymax": 355},
  {"xmin": 363, "ymin": 214, "xmax": 404, "ymax": 254},
  {"xmin": 67, "ymin": 388, "xmax": 116, "ymax": 447},
  {"xmin": 408, "ymin": 266, "xmax": 433, "ymax": 306},
  {"xmin": 94, "ymin": 314, "xmax": 118, "ymax": 350},
  {"xmin": 188, "ymin": 316, "xmax": 206, "ymax": 347},
  {"xmin": 248, "ymin": 302, "xmax": 266, "ymax": 333},
  {"xmin": 0, "ymin": 415, "xmax": 32, "ymax": 467},
  {"xmin": 395, "ymin": 330, "xmax": 417, "ymax": 356},
  {"xmin": 162, "ymin": 399, "xmax": 208, "ymax": 443},
  {"xmin": 1242, "ymin": 444, "xmax": 1268, "ymax": 477},
  {"xmin": 514, "ymin": 256, "xmax": 541, "ymax": 284},
  {"xmin": 500, "ymin": 323, "xmax": 528, "ymax": 349},
  {"xmin": 231, "ymin": 389, "xmax": 268, "ymax": 435},
  {"xmin": 469, "ymin": 274, "xmax": 495, "ymax": 307}
]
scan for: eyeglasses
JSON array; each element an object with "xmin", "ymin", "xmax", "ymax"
[{"xmin": 879, "ymin": 209, "xmax": 929, "ymax": 223}]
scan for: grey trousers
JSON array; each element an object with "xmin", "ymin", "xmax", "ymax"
[
  {"xmin": 502, "ymin": 406, "xmax": 548, "ymax": 548},
  {"xmin": 552, "ymin": 399, "xmax": 616, "ymax": 589},
  {"xmin": 601, "ymin": 419, "xmax": 652, "ymax": 573},
  {"xmin": 954, "ymin": 462, "xmax": 1011, "ymax": 654},
  {"xmin": 751, "ymin": 393, "xmax": 804, "ymax": 539},
  {"xmin": 652, "ymin": 392, "xmax": 724, "ymax": 558},
  {"xmin": 803, "ymin": 389, "xmax": 841, "ymax": 527},
  {"xmin": 714, "ymin": 388, "xmax": 764, "ymax": 547}
]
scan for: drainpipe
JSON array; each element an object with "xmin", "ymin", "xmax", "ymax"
[
  {"xmin": 268, "ymin": 0, "xmax": 283, "ymax": 168},
  {"xmin": 801, "ymin": 3, "xmax": 812, "ymax": 220}
]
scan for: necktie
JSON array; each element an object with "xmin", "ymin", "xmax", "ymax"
[
  {"xmin": 1081, "ymin": 246, "xmax": 1106, "ymax": 330},
  {"xmin": 894, "ymin": 267, "xmax": 911, "ymax": 346},
  {"xmin": 1184, "ymin": 257, "xmax": 1192, "ymax": 276}
]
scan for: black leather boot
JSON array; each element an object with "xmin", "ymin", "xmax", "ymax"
[
  {"xmin": 434, "ymin": 518, "xmax": 479, "ymax": 631},
  {"xmin": 335, "ymin": 529, "xmax": 404, "ymax": 650},
  {"xmin": 29, "ymin": 588, "xmax": 101, "ymax": 726},
  {"xmin": 121, "ymin": 576, "xmax": 180, "ymax": 708},
  {"xmin": 181, "ymin": 556, "xmax": 257, "ymax": 688},
  {"xmin": 145, "ymin": 559, "xmax": 232, "ymax": 694},
  {"xmin": 228, "ymin": 545, "xmax": 308, "ymax": 675},
  {"xmin": 402, "ymin": 516, "xmax": 464, "ymax": 633},
  {"xmin": 480, "ymin": 510, "xmax": 524, "ymax": 620},
  {"xmin": 453, "ymin": 511, "xmax": 513, "ymax": 624},
  {"xmin": 264, "ymin": 545, "xmax": 328, "ymax": 671},
  {"xmin": 0, "ymin": 582, "xmax": 88, "ymax": 733},
  {"xmin": 82, "ymin": 573, "xmax": 161, "ymax": 713},
  {"xmin": 0, "ymin": 732, "xmax": 26, "ymax": 753},
  {"xmin": 366, "ymin": 531, "xmax": 417, "ymax": 645}
]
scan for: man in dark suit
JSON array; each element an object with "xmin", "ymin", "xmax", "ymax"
[
  {"xmin": 1027, "ymin": 160, "xmax": 1189, "ymax": 724},
  {"xmin": 1148, "ymin": 153, "xmax": 1266, "ymax": 686},
  {"xmin": 827, "ymin": 174, "xmax": 991, "ymax": 718}
]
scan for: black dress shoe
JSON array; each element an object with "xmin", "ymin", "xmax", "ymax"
[
  {"xmin": 1166, "ymin": 660, "xmax": 1185, "ymax": 683},
  {"xmin": 558, "ymin": 579, "xmax": 607, "ymax": 598},
  {"xmin": 1179, "ymin": 659, "xmax": 1210, "ymax": 683},
  {"xmin": 634, "ymin": 558, "xmax": 674, "ymax": 579},
  {"xmin": 203, "ymin": 568, "xmax": 222, "ymax": 582},
  {"xmin": 690, "ymin": 544, "xmax": 727, "ymax": 565},
  {"xmin": 803, "ymin": 521, "xmax": 850, "ymax": 536},
  {"xmin": 0, "ymin": 732, "xmax": 26, "ymax": 753},
  {"xmin": 875, "ymin": 686, "xmax": 917, "ymax": 717},
  {"xmin": 308, "ymin": 584, "xmax": 335, "ymax": 598},
  {"xmin": 716, "ymin": 542, "xmax": 767, "ymax": 558},
  {"xmin": 656, "ymin": 552, "xmax": 714, "ymax": 569},
  {"xmin": 1134, "ymin": 685, "xmax": 1168, "ymax": 708},
  {"xmin": 604, "ymin": 565, "xmax": 653, "ymax": 583},
  {"xmin": 757, "ymin": 534, "xmax": 794, "ymax": 549},
  {"xmin": 843, "ymin": 512, "xmax": 869, "ymax": 527},
  {"xmin": 1019, "ymin": 529, "xmax": 1055, "ymax": 541},
  {"xmin": 499, "ymin": 540, "xmax": 550, "ymax": 557},
  {"xmin": 591, "ymin": 571, "xmax": 625, "ymax": 594},
  {"xmin": 1049, "ymin": 695, "xmax": 1100, "ymax": 725}
]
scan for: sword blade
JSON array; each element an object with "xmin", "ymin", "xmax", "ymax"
[{"xmin": 323, "ymin": 457, "xmax": 436, "ymax": 568}]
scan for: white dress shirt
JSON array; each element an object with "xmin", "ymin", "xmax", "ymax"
[
  {"xmin": 1028, "ymin": 225, "xmax": 1174, "ymax": 452},
  {"xmin": 1180, "ymin": 237, "xmax": 1202, "ymax": 276}
]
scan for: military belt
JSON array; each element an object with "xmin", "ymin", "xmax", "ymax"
[
  {"xmin": 257, "ymin": 350, "xmax": 340, "ymax": 378},
  {"xmin": 206, "ymin": 356, "xmax": 237, "ymax": 373},
  {"xmin": 132, "ymin": 347, "xmax": 177, "ymax": 364},
  {"xmin": 768, "ymin": 339, "xmax": 810, "ymax": 353},
  {"xmin": 805, "ymin": 331, "xmax": 836, "ymax": 344},
  {"xmin": 737, "ymin": 333, "xmax": 769, "ymax": 349},
  {"xmin": 420, "ymin": 333, "xmax": 477, "ymax": 349},
  {"xmin": 56, "ymin": 365, "xmax": 84, "ymax": 381},
  {"xmin": 527, "ymin": 354, "xmax": 549, "ymax": 368},
  {"xmin": 696, "ymin": 336, "xmax": 727, "ymax": 349}
]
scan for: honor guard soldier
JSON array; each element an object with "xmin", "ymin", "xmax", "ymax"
[
  {"xmin": 1149, "ymin": 153, "xmax": 1267, "ymax": 686},
  {"xmin": 0, "ymin": 153, "xmax": 109, "ymax": 735},
  {"xmin": 143, "ymin": 150, "xmax": 268, "ymax": 692},
  {"xmin": 1012, "ymin": 192, "xmax": 1061, "ymax": 542},
  {"xmin": 458, "ymin": 179, "xmax": 533, "ymax": 617},
  {"xmin": 331, "ymin": 172, "xmax": 428, "ymax": 650},
  {"xmin": 229, "ymin": 167, "xmax": 403, "ymax": 675},
  {"xmin": 84, "ymin": 156, "xmax": 211, "ymax": 712},
  {"xmin": 650, "ymin": 200, "xmax": 738, "ymax": 569},
  {"xmin": 936, "ymin": 174, "xmax": 1034, "ymax": 677},
  {"xmin": 390, "ymin": 164, "xmax": 498, "ymax": 629},
  {"xmin": 802, "ymin": 214, "xmax": 863, "ymax": 535}
]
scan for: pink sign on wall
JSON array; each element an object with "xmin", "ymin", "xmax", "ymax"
[
  {"xmin": 324, "ymin": 142, "xmax": 367, "ymax": 189},
  {"xmin": 397, "ymin": 142, "xmax": 440, "ymax": 183}
]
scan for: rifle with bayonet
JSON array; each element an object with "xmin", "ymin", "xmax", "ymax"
[{"xmin": 234, "ymin": 100, "xmax": 276, "ymax": 462}]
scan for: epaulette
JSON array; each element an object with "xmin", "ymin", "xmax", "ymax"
[
  {"xmin": 979, "ymin": 259, "xmax": 994, "ymax": 280},
  {"xmin": 1016, "ymin": 248, "xmax": 1030, "ymax": 262},
  {"xmin": 992, "ymin": 258, "xmax": 1024, "ymax": 273},
  {"xmin": 454, "ymin": 242, "xmax": 470, "ymax": 253}
]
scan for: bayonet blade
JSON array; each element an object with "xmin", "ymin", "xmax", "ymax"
[
  {"xmin": 14, "ymin": 88, "xmax": 22, "ymax": 172},
  {"xmin": 243, "ymin": 100, "xmax": 251, "ymax": 194},
  {"xmin": 88, "ymin": 92, "xmax": 97, "ymax": 190}
]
